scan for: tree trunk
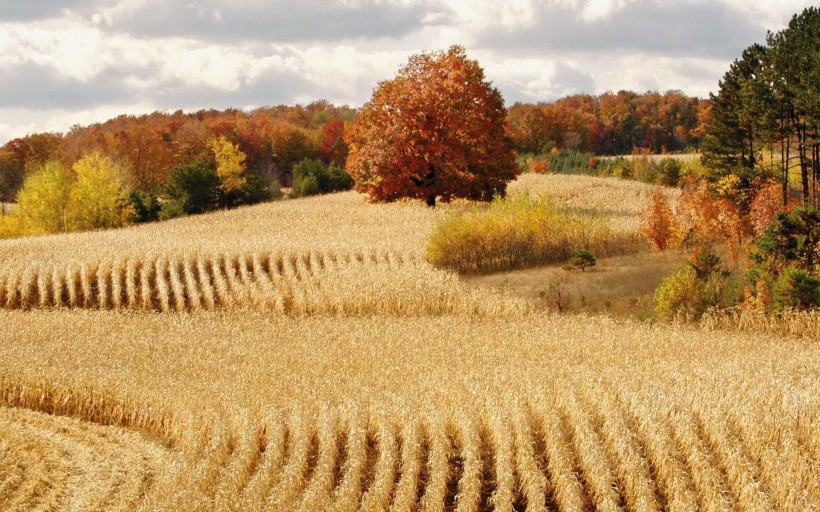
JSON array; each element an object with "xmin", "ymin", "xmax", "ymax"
[
  {"xmin": 426, "ymin": 195, "xmax": 436, "ymax": 208},
  {"xmin": 781, "ymin": 109, "xmax": 789, "ymax": 206},
  {"xmin": 813, "ymin": 141, "xmax": 819, "ymax": 207},
  {"xmin": 799, "ymin": 125, "xmax": 810, "ymax": 205}
]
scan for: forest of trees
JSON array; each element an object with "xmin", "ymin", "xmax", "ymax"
[
  {"xmin": 0, "ymin": 101, "xmax": 355, "ymax": 213},
  {"xmin": 702, "ymin": 6, "xmax": 819, "ymax": 208},
  {"xmin": 507, "ymin": 90, "xmax": 711, "ymax": 155},
  {"xmin": 0, "ymin": 90, "xmax": 709, "ymax": 217}
]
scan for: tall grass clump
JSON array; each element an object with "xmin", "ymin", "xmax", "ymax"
[{"xmin": 426, "ymin": 193, "xmax": 638, "ymax": 273}]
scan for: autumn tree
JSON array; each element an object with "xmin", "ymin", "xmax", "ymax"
[
  {"xmin": 208, "ymin": 135, "xmax": 246, "ymax": 192},
  {"xmin": 346, "ymin": 45, "xmax": 518, "ymax": 207},
  {"xmin": 68, "ymin": 152, "xmax": 133, "ymax": 230},
  {"xmin": 317, "ymin": 119, "xmax": 348, "ymax": 166},
  {"xmin": 641, "ymin": 190, "xmax": 677, "ymax": 251},
  {"xmin": 16, "ymin": 160, "xmax": 73, "ymax": 234}
]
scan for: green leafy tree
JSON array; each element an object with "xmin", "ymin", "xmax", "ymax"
[
  {"xmin": 773, "ymin": 267, "xmax": 820, "ymax": 310},
  {"xmin": 129, "ymin": 190, "xmax": 161, "ymax": 223},
  {"xmin": 164, "ymin": 160, "xmax": 220, "ymax": 215},
  {"xmin": 656, "ymin": 158, "xmax": 682, "ymax": 187},
  {"xmin": 68, "ymin": 152, "xmax": 133, "ymax": 230},
  {"xmin": 292, "ymin": 158, "xmax": 354, "ymax": 197},
  {"xmin": 752, "ymin": 206, "xmax": 820, "ymax": 273},
  {"xmin": 16, "ymin": 160, "xmax": 73, "ymax": 234}
]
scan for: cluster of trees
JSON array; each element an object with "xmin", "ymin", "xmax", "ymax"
[
  {"xmin": 507, "ymin": 90, "xmax": 711, "ymax": 156},
  {"xmin": 525, "ymin": 150, "xmax": 698, "ymax": 187},
  {"xmin": 703, "ymin": 6, "xmax": 819, "ymax": 208},
  {"xmin": 643, "ymin": 7, "xmax": 820, "ymax": 320},
  {"xmin": 0, "ymin": 102, "xmax": 357, "ymax": 235},
  {"xmin": 0, "ymin": 101, "xmax": 355, "ymax": 209},
  {"xmin": 644, "ymin": 178, "xmax": 819, "ymax": 318},
  {"xmin": 15, "ymin": 153, "xmax": 132, "ymax": 234}
]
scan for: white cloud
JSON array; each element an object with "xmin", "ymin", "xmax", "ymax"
[{"xmin": 0, "ymin": 0, "xmax": 817, "ymax": 144}]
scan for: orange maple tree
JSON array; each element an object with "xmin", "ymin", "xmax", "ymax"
[
  {"xmin": 345, "ymin": 45, "xmax": 518, "ymax": 206},
  {"xmin": 641, "ymin": 190, "xmax": 677, "ymax": 251}
]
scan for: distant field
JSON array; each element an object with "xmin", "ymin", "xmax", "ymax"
[{"xmin": 1, "ymin": 174, "xmax": 817, "ymax": 511}]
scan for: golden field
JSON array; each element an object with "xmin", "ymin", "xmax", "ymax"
[{"xmin": 1, "ymin": 174, "xmax": 818, "ymax": 511}]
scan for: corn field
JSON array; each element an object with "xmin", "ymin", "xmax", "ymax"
[{"xmin": 1, "ymin": 176, "xmax": 816, "ymax": 511}]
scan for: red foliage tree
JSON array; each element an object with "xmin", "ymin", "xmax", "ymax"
[
  {"xmin": 345, "ymin": 45, "xmax": 518, "ymax": 206},
  {"xmin": 317, "ymin": 119, "xmax": 348, "ymax": 166},
  {"xmin": 641, "ymin": 190, "xmax": 677, "ymax": 251}
]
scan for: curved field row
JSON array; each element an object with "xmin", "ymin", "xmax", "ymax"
[
  {"xmin": 0, "ymin": 406, "xmax": 176, "ymax": 512},
  {"xmin": 5, "ymin": 393, "xmax": 816, "ymax": 512},
  {"xmin": 1, "ymin": 309, "xmax": 818, "ymax": 511},
  {"xmin": 0, "ymin": 249, "xmax": 523, "ymax": 315}
]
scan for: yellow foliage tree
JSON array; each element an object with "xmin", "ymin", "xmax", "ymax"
[
  {"xmin": 68, "ymin": 152, "xmax": 133, "ymax": 231},
  {"xmin": 208, "ymin": 135, "xmax": 246, "ymax": 193},
  {"xmin": 16, "ymin": 160, "xmax": 73, "ymax": 234}
]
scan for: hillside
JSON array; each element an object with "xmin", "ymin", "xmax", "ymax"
[{"xmin": 1, "ymin": 174, "xmax": 818, "ymax": 511}]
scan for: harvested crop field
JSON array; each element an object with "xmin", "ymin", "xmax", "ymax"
[{"xmin": 1, "ymin": 175, "xmax": 817, "ymax": 511}]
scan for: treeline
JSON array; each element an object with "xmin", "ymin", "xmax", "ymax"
[
  {"xmin": 703, "ymin": 6, "xmax": 819, "ymax": 207},
  {"xmin": 0, "ymin": 91, "xmax": 713, "ymax": 214},
  {"xmin": 507, "ymin": 90, "xmax": 711, "ymax": 156},
  {"xmin": 0, "ymin": 101, "xmax": 354, "ymax": 210}
]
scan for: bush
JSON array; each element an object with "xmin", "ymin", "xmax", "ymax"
[
  {"xmin": 773, "ymin": 267, "xmax": 820, "ymax": 310},
  {"xmin": 158, "ymin": 198, "xmax": 186, "ymax": 221},
  {"xmin": 540, "ymin": 150, "xmax": 595, "ymax": 174},
  {"xmin": 655, "ymin": 247, "xmax": 742, "ymax": 321},
  {"xmin": 293, "ymin": 173, "xmax": 320, "ymax": 197},
  {"xmin": 427, "ymin": 194, "xmax": 638, "ymax": 273},
  {"xmin": 220, "ymin": 168, "xmax": 279, "ymax": 208},
  {"xmin": 565, "ymin": 248, "xmax": 596, "ymax": 271},
  {"xmin": 0, "ymin": 214, "xmax": 23, "ymax": 239},
  {"xmin": 655, "ymin": 267, "xmax": 706, "ymax": 320},
  {"xmin": 654, "ymin": 266, "xmax": 733, "ymax": 321},
  {"xmin": 291, "ymin": 158, "xmax": 354, "ymax": 197}
]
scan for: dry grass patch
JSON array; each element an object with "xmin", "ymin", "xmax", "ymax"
[{"xmin": 427, "ymin": 194, "xmax": 643, "ymax": 273}]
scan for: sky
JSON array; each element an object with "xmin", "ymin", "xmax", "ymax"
[{"xmin": 0, "ymin": 0, "xmax": 814, "ymax": 144}]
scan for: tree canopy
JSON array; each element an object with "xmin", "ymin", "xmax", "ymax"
[
  {"xmin": 345, "ymin": 45, "xmax": 518, "ymax": 206},
  {"xmin": 703, "ymin": 6, "xmax": 820, "ymax": 208}
]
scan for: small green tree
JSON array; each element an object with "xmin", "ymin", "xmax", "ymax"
[
  {"xmin": 773, "ymin": 267, "xmax": 820, "ymax": 310},
  {"xmin": 656, "ymin": 159, "xmax": 682, "ymax": 187},
  {"xmin": 16, "ymin": 160, "xmax": 73, "ymax": 234},
  {"xmin": 68, "ymin": 152, "xmax": 133, "ymax": 230},
  {"xmin": 129, "ymin": 190, "xmax": 161, "ymax": 223},
  {"xmin": 565, "ymin": 248, "xmax": 596, "ymax": 271},
  {"xmin": 291, "ymin": 158, "xmax": 354, "ymax": 197},
  {"xmin": 752, "ymin": 206, "xmax": 819, "ymax": 273}
]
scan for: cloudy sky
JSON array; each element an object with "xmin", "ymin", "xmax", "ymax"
[{"xmin": 0, "ymin": 0, "xmax": 814, "ymax": 144}]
